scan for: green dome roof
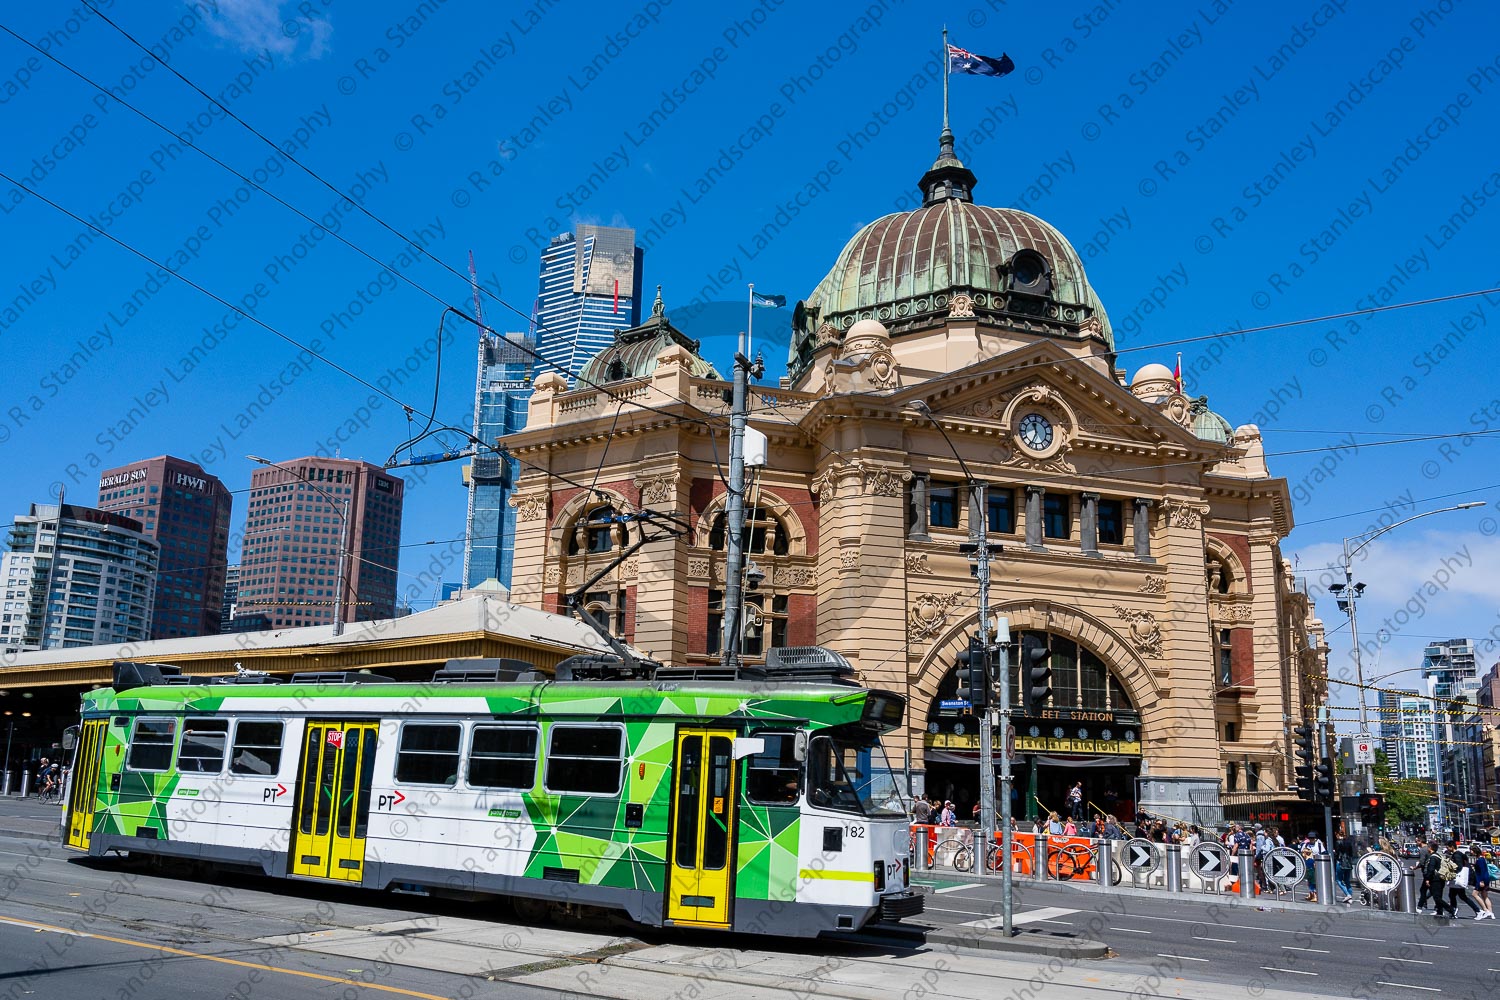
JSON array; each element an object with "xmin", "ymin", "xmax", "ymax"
[
  {"xmin": 578, "ymin": 287, "xmax": 722, "ymax": 385},
  {"xmin": 789, "ymin": 137, "xmax": 1113, "ymax": 377},
  {"xmin": 1190, "ymin": 397, "xmax": 1233, "ymax": 443}
]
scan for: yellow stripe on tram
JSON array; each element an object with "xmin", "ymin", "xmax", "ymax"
[{"xmin": 798, "ymin": 868, "xmax": 875, "ymax": 882}]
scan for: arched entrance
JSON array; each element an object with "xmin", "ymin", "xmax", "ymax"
[{"xmin": 922, "ymin": 628, "xmax": 1145, "ymax": 825}]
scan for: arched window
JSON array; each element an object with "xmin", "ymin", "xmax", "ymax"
[
  {"xmin": 707, "ymin": 507, "xmax": 789, "ymax": 556},
  {"xmin": 606, "ymin": 358, "xmax": 626, "ymax": 382},
  {"xmin": 567, "ymin": 504, "xmax": 628, "ymax": 556}
]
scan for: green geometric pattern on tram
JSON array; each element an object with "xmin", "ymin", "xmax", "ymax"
[
  {"xmin": 521, "ymin": 718, "xmax": 674, "ymax": 891},
  {"xmin": 96, "ymin": 767, "xmax": 180, "ymax": 839},
  {"xmin": 735, "ymin": 804, "xmax": 800, "ymax": 901}
]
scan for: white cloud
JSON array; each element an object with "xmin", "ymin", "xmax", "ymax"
[
  {"xmin": 1291, "ymin": 526, "xmax": 1500, "ymax": 717},
  {"xmin": 205, "ymin": 0, "xmax": 332, "ymax": 61}
]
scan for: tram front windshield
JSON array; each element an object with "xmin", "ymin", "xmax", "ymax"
[{"xmin": 806, "ymin": 734, "xmax": 907, "ymax": 817}]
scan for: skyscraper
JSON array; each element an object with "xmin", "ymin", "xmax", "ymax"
[
  {"xmin": 219, "ymin": 564, "xmax": 239, "ymax": 632},
  {"xmin": 463, "ymin": 331, "xmax": 536, "ymax": 589},
  {"xmin": 535, "ymin": 224, "xmax": 643, "ymax": 383},
  {"xmin": 1, "ymin": 503, "xmax": 159, "ymax": 653},
  {"xmin": 96, "ymin": 455, "xmax": 232, "ymax": 639},
  {"xmin": 238, "ymin": 458, "xmax": 404, "ymax": 627}
]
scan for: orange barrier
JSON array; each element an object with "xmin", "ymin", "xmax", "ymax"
[{"xmin": 907, "ymin": 825, "xmax": 1100, "ymax": 880}]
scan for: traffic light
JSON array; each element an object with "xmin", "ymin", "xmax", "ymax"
[
  {"xmin": 1021, "ymin": 632, "xmax": 1050, "ymax": 715},
  {"xmin": 1293, "ymin": 723, "xmax": 1316, "ymax": 802},
  {"xmin": 1360, "ymin": 793, "xmax": 1386, "ymax": 827},
  {"xmin": 1314, "ymin": 761, "xmax": 1335, "ymax": 804},
  {"xmin": 956, "ymin": 634, "xmax": 990, "ymax": 709}
]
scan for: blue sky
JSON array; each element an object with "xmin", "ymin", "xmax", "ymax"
[{"xmin": 2, "ymin": 1, "xmax": 1498, "ymax": 728}]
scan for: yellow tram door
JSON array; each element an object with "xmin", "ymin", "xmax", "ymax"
[
  {"xmin": 64, "ymin": 718, "xmax": 108, "ymax": 850},
  {"xmin": 290, "ymin": 721, "xmax": 378, "ymax": 882},
  {"xmin": 666, "ymin": 728, "xmax": 737, "ymax": 928}
]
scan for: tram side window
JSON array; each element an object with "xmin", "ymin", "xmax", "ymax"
[
  {"xmin": 179, "ymin": 719, "xmax": 229, "ymax": 773},
  {"xmin": 744, "ymin": 732, "xmax": 801, "ymax": 805},
  {"xmin": 544, "ymin": 726, "xmax": 623, "ymax": 795},
  {"xmin": 397, "ymin": 723, "xmax": 461, "ymax": 785},
  {"xmin": 469, "ymin": 726, "xmax": 538, "ymax": 790},
  {"xmin": 126, "ymin": 718, "xmax": 175, "ymax": 772},
  {"xmin": 230, "ymin": 721, "xmax": 284, "ymax": 776}
]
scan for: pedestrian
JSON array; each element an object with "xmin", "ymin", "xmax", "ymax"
[
  {"xmin": 1047, "ymin": 810, "xmax": 1065, "ymax": 837},
  {"xmin": 1066, "ymin": 781, "xmax": 1083, "ymax": 819},
  {"xmin": 1333, "ymin": 829, "xmax": 1356, "ymax": 904},
  {"xmin": 1425, "ymin": 844, "xmax": 1456, "ymax": 917},
  {"xmin": 938, "ymin": 801, "xmax": 957, "ymax": 827},
  {"xmin": 1062, "ymin": 816, "xmax": 1077, "ymax": 837},
  {"xmin": 1475, "ymin": 848, "xmax": 1495, "ymax": 919},
  {"xmin": 912, "ymin": 796, "xmax": 933, "ymax": 825},
  {"xmin": 1449, "ymin": 849, "xmax": 1484, "ymax": 918}
]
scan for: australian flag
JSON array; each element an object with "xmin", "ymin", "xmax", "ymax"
[
  {"xmin": 751, "ymin": 292, "xmax": 786, "ymax": 308},
  {"xmin": 948, "ymin": 44, "xmax": 1015, "ymax": 78}
]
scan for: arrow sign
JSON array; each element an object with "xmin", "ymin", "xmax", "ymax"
[
  {"xmin": 1123, "ymin": 838, "xmax": 1159, "ymax": 873},
  {"xmin": 1263, "ymin": 846, "xmax": 1305, "ymax": 888},
  {"xmin": 276, "ymin": 783, "xmax": 287, "ymax": 798},
  {"xmin": 1356, "ymin": 851, "xmax": 1401, "ymax": 892},
  {"xmin": 1189, "ymin": 842, "xmax": 1229, "ymax": 878},
  {"xmin": 392, "ymin": 789, "xmax": 406, "ymax": 806}
]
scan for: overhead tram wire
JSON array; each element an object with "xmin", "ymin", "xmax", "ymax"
[
  {"xmin": 0, "ymin": 26, "xmax": 726, "ymax": 440},
  {"xmin": 29, "ymin": 14, "xmax": 1500, "ymax": 455},
  {"xmin": 66, "ymin": 4, "xmax": 1500, "ymax": 436}
]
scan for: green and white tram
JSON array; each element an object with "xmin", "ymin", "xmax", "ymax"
[{"xmin": 64, "ymin": 649, "xmax": 922, "ymax": 937}]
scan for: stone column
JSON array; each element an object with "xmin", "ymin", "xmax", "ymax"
[
  {"xmin": 908, "ymin": 474, "xmax": 930, "ymax": 541},
  {"xmin": 1080, "ymin": 492, "xmax": 1101, "ymax": 558},
  {"xmin": 1133, "ymin": 498, "xmax": 1156, "ymax": 563},
  {"xmin": 1025, "ymin": 485, "xmax": 1045, "ymax": 551}
]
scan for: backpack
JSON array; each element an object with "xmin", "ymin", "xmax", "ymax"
[
  {"xmin": 1436, "ymin": 855, "xmax": 1458, "ymax": 881},
  {"xmin": 1487, "ymin": 860, "xmax": 1499, "ymax": 882}
]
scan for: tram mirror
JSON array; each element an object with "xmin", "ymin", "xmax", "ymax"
[
  {"xmin": 794, "ymin": 731, "xmax": 808, "ymax": 762},
  {"xmin": 62, "ymin": 728, "xmax": 77, "ymax": 751},
  {"xmin": 732, "ymin": 737, "xmax": 765, "ymax": 761}
]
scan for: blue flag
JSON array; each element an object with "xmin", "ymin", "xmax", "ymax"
[
  {"xmin": 751, "ymin": 292, "xmax": 786, "ymax": 308},
  {"xmin": 948, "ymin": 44, "xmax": 1014, "ymax": 78}
]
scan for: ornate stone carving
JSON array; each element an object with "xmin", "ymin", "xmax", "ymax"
[
  {"xmin": 1079, "ymin": 316, "xmax": 1104, "ymax": 336},
  {"xmin": 839, "ymin": 547, "xmax": 860, "ymax": 572},
  {"xmin": 856, "ymin": 461, "xmax": 911, "ymax": 498},
  {"xmin": 543, "ymin": 565, "xmax": 561, "ymax": 587},
  {"xmin": 510, "ymin": 493, "xmax": 546, "ymax": 521},
  {"xmin": 999, "ymin": 445, "xmax": 1076, "ymax": 475},
  {"xmin": 815, "ymin": 323, "xmax": 841, "ymax": 348},
  {"xmin": 1137, "ymin": 575, "xmax": 1167, "ymax": 595},
  {"xmin": 621, "ymin": 557, "xmax": 639, "ymax": 581},
  {"xmin": 635, "ymin": 472, "xmax": 678, "ymax": 507},
  {"xmin": 948, "ymin": 292, "xmax": 975, "ymax": 318},
  {"xmin": 908, "ymin": 592, "xmax": 967, "ymax": 642},
  {"xmin": 1164, "ymin": 501, "xmax": 1204, "ymax": 529},
  {"xmin": 776, "ymin": 565, "xmax": 815, "ymax": 588},
  {"xmin": 687, "ymin": 557, "xmax": 709, "ymax": 578},
  {"xmin": 866, "ymin": 349, "xmax": 900, "ymax": 390},
  {"xmin": 812, "ymin": 464, "xmax": 841, "ymax": 500},
  {"xmin": 906, "ymin": 552, "xmax": 933, "ymax": 575},
  {"xmin": 1213, "ymin": 597, "xmax": 1253, "ymax": 622},
  {"xmin": 1114, "ymin": 605, "xmax": 1164, "ymax": 658}
]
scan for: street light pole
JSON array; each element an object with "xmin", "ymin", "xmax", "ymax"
[
  {"xmin": 1339, "ymin": 502, "xmax": 1484, "ymax": 796},
  {"xmin": 247, "ymin": 456, "xmax": 352, "ymax": 636},
  {"xmin": 908, "ymin": 400, "xmax": 1011, "ymax": 937}
]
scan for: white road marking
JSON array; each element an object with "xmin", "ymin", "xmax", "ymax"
[
  {"xmin": 1110, "ymin": 927, "xmax": 1153, "ymax": 935},
  {"xmin": 962, "ymin": 906, "xmax": 1079, "ymax": 929},
  {"xmin": 1260, "ymin": 967, "xmax": 1318, "ymax": 976},
  {"xmin": 1159, "ymin": 954, "xmax": 1210, "ymax": 963},
  {"xmin": 1194, "ymin": 936, "xmax": 1235, "ymax": 944},
  {"xmin": 1380, "ymin": 957, "xmax": 1433, "ymax": 965},
  {"xmin": 1376, "ymin": 983, "xmax": 1441, "ymax": 992},
  {"xmin": 934, "ymin": 884, "xmax": 982, "ymax": 894},
  {"xmin": 1281, "ymin": 946, "xmax": 1329, "ymax": 953}
]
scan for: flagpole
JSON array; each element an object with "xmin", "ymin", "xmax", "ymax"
[
  {"xmin": 747, "ymin": 283, "xmax": 754, "ymax": 362},
  {"xmin": 942, "ymin": 25, "xmax": 950, "ymax": 135}
]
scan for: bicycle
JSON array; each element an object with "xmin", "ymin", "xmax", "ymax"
[
  {"xmin": 953, "ymin": 840, "xmax": 1036, "ymax": 875},
  {"xmin": 1044, "ymin": 840, "xmax": 1123, "ymax": 885},
  {"xmin": 38, "ymin": 779, "xmax": 60, "ymax": 804}
]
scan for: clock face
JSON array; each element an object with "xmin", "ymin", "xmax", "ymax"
[{"xmin": 1018, "ymin": 413, "xmax": 1054, "ymax": 451}]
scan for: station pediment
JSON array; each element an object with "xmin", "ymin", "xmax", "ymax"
[{"xmin": 904, "ymin": 342, "xmax": 1221, "ymax": 460}]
